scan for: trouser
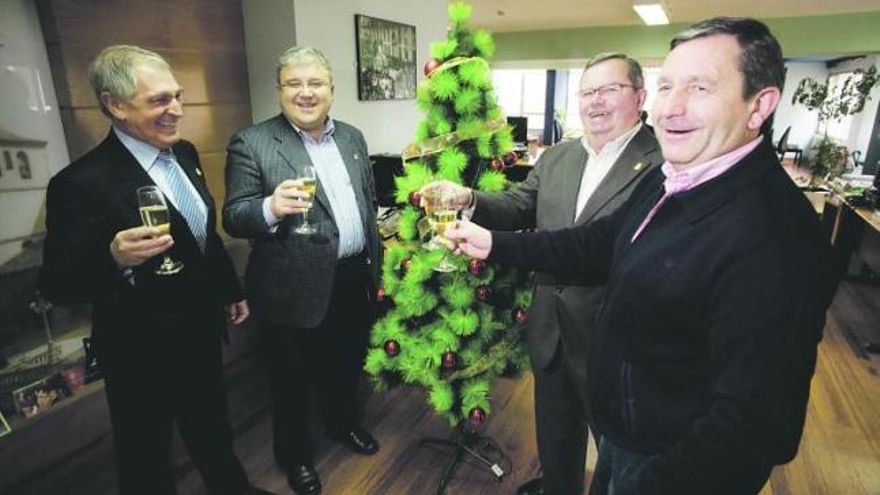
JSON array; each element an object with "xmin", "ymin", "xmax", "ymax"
[
  {"xmin": 260, "ymin": 257, "xmax": 372, "ymax": 466},
  {"xmin": 533, "ymin": 341, "xmax": 597, "ymax": 495},
  {"xmin": 100, "ymin": 328, "xmax": 247, "ymax": 495}
]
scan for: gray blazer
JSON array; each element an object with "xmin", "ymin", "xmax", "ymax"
[
  {"xmin": 472, "ymin": 126, "xmax": 662, "ymax": 385},
  {"xmin": 223, "ymin": 114, "xmax": 381, "ymax": 328}
]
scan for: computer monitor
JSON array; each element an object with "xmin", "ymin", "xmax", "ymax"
[{"xmin": 507, "ymin": 116, "xmax": 528, "ymax": 144}]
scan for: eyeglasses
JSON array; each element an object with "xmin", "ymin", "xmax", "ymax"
[
  {"xmin": 279, "ymin": 80, "xmax": 331, "ymax": 93},
  {"xmin": 578, "ymin": 83, "xmax": 635, "ymax": 100}
]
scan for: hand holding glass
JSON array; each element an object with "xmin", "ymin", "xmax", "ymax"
[
  {"xmin": 294, "ymin": 166, "xmax": 318, "ymax": 235},
  {"xmin": 136, "ymin": 185, "xmax": 183, "ymax": 275}
]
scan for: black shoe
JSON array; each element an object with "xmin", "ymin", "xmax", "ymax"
[
  {"xmin": 329, "ymin": 427, "xmax": 380, "ymax": 455},
  {"xmin": 516, "ymin": 477, "xmax": 544, "ymax": 495},
  {"xmin": 286, "ymin": 464, "xmax": 321, "ymax": 495}
]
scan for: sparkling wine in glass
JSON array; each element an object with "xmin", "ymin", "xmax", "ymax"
[
  {"xmin": 422, "ymin": 190, "xmax": 460, "ymax": 272},
  {"xmin": 295, "ymin": 166, "xmax": 318, "ymax": 235},
  {"xmin": 137, "ymin": 185, "xmax": 183, "ymax": 275}
]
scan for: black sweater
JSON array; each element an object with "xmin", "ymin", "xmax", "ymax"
[{"xmin": 491, "ymin": 141, "xmax": 837, "ymax": 494}]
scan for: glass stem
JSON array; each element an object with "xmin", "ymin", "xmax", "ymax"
[{"xmin": 302, "ymin": 209, "xmax": 309, "ymax": 226}]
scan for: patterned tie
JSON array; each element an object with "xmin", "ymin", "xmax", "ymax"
[{"xmin": 156, "ymin": 150, "xmax": 207, "ymax": 251}]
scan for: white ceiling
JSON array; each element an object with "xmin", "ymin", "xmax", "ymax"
[{"xmin": 467, "ymin": 0, "xmax": 880, "ymax": 32}]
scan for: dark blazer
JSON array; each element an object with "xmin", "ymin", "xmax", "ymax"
[
  {"xmin": 223, "ymin": 115, "xmax": 381, "ymax": 328},
  {"xmin": 39, "ymin": 131, "xmax": 242, "ymax": 351},
  {"xmin": 472, "ymin": 126, "xmax": 662, "ymax": 380},
  {"xmin": 490, "ymin": 140, "xmax": 837, "ymax": 494}
]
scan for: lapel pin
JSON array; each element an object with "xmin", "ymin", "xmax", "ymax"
[
  {"xmin": 195, "ymin": 168, "xmax": 202, "ymax": 176},
  {"xmin": 634, "ymin": 162, "xmax": 644, "ymax": 171},
  {"xmin": 354, "ymin": 153, "xmax": 360, "ymax": 160}
]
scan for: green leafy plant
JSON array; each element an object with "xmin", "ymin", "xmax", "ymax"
[
  {"xmin": 792, "ymin": 65, "xmax": 879, "ymax": 122},
  {"xmin": 808, "ymin": 135, "xmax": 849, "ymax": 179}
]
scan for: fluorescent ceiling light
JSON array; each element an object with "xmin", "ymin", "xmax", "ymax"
[{"xmin": 633, "ymin": 3, "xmax": 669, "ymax": 25}]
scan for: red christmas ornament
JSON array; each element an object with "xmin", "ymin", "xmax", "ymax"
[
  {"xmin": 490, "ymin": 158, "xmax": 505, "ymax": 171},
  {"xmin": 467, "ymin": 259, "xmax": 486, "ymax": 277},
  {"xmin": 468, "ymin": 407, "xmax": 486, "ymax": 425},
  {"xmin": 401, "ymin": 258, "xmax": 412, "ymax": 273},
  {"xmin": 513, "ymin": 307, "xmax": 528, "ymax": 324},
  {"xmin": 424, "ymin": 58, "xmax": 441, "ymax": 76},
  {"xmin": 376, "ymin": 287, "xmax": 386, "ymax": 303},
  {"xmin": 441, "ymin": 350, "xmax": 458, "ymax": 371},
  {"xmin": 409, "ymin": 190, "xmax": 422, "ymax": 208},
  {"xmin": 384, "ymin": 340, "xmax": 400, "ymax": 357},
  {"xmin": 476, "ymin": 284, "xmax": 491, "ymax": 302},
  {"xmin": 504, "ymin": 151, "xmax": 519, "ymax": 166}
]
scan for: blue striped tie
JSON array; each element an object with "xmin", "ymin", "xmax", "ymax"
[{"xmin": 156, "ymin": 150, "xmax": 207, "ymax": 252}]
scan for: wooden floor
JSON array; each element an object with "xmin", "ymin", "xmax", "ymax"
[{"xmin": 10, "ymin": 280, "xmax": 880, "ymax": 495}]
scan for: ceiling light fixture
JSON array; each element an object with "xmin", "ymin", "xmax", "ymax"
[{"xmin": 633, "ymin": 3, "xmax": 669, "ymax": 25}]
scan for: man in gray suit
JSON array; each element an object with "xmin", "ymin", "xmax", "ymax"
[
  {"xmin": 223, "ymin": 46, "xmax": 381, "ymax": 495},
  {"xmin": 424, "ymin": 53, "xmax": 662, "ymax": 495}
]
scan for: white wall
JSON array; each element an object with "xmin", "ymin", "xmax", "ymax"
[
  {"xmin": 839, "ymin": 55, "xmax": 880, "ymax": 162},
  {"xmin": 774, "ymin": 61, "xmax": 827, "ymax": 153},
  {"xmin": 242, "ymin": 0, "xmax": 447, "ymax": 154},
  {"xmin": 241, "ymin": 0, "xmax": 298, "ymax": 123}
]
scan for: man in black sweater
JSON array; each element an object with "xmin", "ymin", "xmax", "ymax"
[{"xmin": 446, "ymin": 17, "xmax": 838, "ymax": 495}]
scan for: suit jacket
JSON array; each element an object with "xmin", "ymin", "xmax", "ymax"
[
  {"xmin": 222, "ymin": 114, "xmax": 381, "ymax": 328},
  {"xmin": 39, "ymin": 131, "xmax": 243, "ymax": 357},
  {"xmin": 472, "ymin": 127, "xmax": 662, "ymax": 379}
]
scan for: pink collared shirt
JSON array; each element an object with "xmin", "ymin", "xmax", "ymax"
[{"xmin": 631, "ymin": 136, "xmax": 763, "ymax": 242}]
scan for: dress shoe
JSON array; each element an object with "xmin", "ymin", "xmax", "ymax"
[
  {"xmin": 286, "ymin": 464, "xmax": 321, "ymax": 495},
  {"xmin": 516, "ymin": 477, "xmax": 544, "ymax": 495},
  {"xmin": 329, "ymin": 427, "xmax": 380, "ymax": 455}
]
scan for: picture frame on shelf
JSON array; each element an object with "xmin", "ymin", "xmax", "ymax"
[
  {"xmin": 354, "ymin": 14, "xmax": 417, "ymax": 101},
  {"xmin": 12, "ymin": 372, "xmax": 71, "ymax": 419}
]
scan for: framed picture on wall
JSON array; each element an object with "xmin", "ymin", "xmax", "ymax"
[{"xmin": 354, "ymin": 14, "xmax": 417, "ymax": 101}]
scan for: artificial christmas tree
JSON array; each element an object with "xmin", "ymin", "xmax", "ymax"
[{"xmin": 365, "ymin": 1, "xmax": 532, "ymax": 430}]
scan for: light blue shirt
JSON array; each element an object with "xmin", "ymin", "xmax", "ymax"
[
  {"xmin": 113, "ymin": 126, "xmax": 207, "ymax": 219},
  {"xmin": 261, "ymin": 118, "xmax": 366, "ymax": 258}
]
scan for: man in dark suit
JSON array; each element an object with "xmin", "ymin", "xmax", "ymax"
[
  {"xmin": 424, "ymin": 53, "xmax": 662, "ymax": 495},
  {"xmin": 223, "ymin": 46, "xmax": 381, "ymax": 495},
  {"xmin": 39, "ymin": 45, "xmax": 270, "ymax": 495},
  {"xmin": 447, "ymin": 17, "xmax": 837, "ymax": 495}
]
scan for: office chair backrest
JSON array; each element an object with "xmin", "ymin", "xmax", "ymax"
[{"xmin": 777, "ymin": 126, "xmax": 792, "ymax": 154}]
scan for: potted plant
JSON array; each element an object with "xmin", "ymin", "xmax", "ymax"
[{"xmin": 791, "ymin": 64, "xmax": 879, "ymax": 181}]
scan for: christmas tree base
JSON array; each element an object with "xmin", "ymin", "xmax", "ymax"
[{"xmin": 418, "ymin": 423, "xmax": 509, "ymax": 494}]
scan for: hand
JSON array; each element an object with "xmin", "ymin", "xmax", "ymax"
[
  {"xmin": 420, "ymin": 180, "xmax": 472, "ymax": 210},
  {"xmin": 110, "ymin": 226, "xmax": 173, "ymax": 268},
  {"xmin": 444, "ymin": 219, "xmax": 492, "ymax": 259},
  {"xmin": 269, "ymin": 179, "xmax": 313, "ymax": 218},
  {"xmin": 226, "ymin": 299, "xmax": 250, "ymax": 325}
]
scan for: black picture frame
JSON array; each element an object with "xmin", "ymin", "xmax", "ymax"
[{"xmin": 354, "ymin": 14, "xmax": 416, "ymax": 101}]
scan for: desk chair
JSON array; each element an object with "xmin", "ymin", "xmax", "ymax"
[{"xmin": 777, "ymin": 126, "xmax": 803, "ymax": 167}]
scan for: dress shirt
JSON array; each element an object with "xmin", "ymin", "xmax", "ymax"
[
  {"xmin": 261, "ymin": 118, "xmax": 365, "ymax": 258},
  {"xmin": 113, "ymin": 126, "xmax": 207, "ymax": 219},
  {"xmin": 575, "ymin": 123, "xmax": 642, "ymax": 217}
]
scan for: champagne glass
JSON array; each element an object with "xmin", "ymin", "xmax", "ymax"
[
  {"xmin": 137, "ymin": 186, "xmax": 183, "ymax": 275},
  {"xmin": 295, "ymin": 165, "xmax": 318, "ymax": 235},
  {"xmin": 422, "ymin": 190, "xmax": 460, "ymax": 272}
]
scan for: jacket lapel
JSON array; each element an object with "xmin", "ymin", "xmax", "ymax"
[
  {"xmin": 104, "ymin": 131, "xmax": 157, "ymax": 213},
  {"xmin": 575, "ymin": 127, "xmax": 658, "ymax": 225},
  {"xmin": 332, "ymin": 127, "xmax": 370, "ymax": 225},
  {"xmin": 557, "ymin": 142, "xmax": 588, "ymax": 225}
]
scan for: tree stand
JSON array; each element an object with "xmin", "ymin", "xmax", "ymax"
[{"xmin": 418, "ymin": 423, "xmax": 509, "ymax": 494}]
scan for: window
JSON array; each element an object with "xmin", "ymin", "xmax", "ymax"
[
  {"xmin": 491, "ymin": 70, "xmax": 546, "ymax": 138},
  {"xmin": 819, "ymin": 71, "xmax": 857, "ymax": 143}
]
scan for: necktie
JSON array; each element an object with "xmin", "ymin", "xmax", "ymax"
[{"xmin": 156, "ymin": 150, "xmax": 207, "ymax": 251}]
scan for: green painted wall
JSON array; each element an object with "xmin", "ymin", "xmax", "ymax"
[{"xmin": 493, "ymin": 11, "xmax": 880, "ymax": 64}]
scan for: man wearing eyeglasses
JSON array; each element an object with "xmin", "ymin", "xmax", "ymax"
[
  {"xmin": 223, "ymin": 46, "xmax": 381, "ymax": 495},
  {"xmin": 422, "ymin": 53, "xmax": 661, "ymax": 495}
]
